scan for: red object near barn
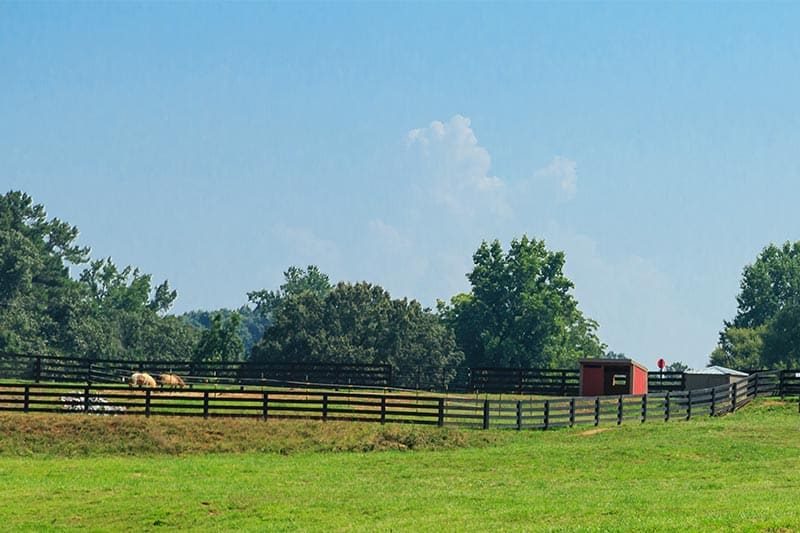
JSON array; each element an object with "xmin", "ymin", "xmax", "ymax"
[{"xmin": 579, "ymin": 358, "xmax": 648, "ymax": 396}]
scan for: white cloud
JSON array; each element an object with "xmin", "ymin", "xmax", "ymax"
[
  {"xmin": 368, "ymin": 219, "xmax": 412, "ymax": 252},
  {"xmin": 272, "ymin": 224, "xmax": 341, "ymax": 265},
  {"xmin": 534, "ymin": 155, "xmax": 578, "ymax": 200},
  {"xmin": 405, "ymin": 114, "xmax": 510, "ymax": 217}
]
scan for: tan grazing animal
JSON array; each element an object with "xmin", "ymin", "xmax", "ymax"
[
  {"xmin": 129, "ymin": 372, "xmax": 157, "ymax": 388},
  {"xmin": 159, "ymin": 373, "xmax": 186, "ymax": 388}
]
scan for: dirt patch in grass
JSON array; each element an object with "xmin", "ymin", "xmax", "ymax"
[
  {"xmin": 0, "ymin": 413, "xmax": 508, "ymax": 457},
  {"xmin": 577, "ymin": 428, "xmax": 611, "ymax": 437}
]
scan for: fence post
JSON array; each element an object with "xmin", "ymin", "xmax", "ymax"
[
  {"xmin": 83, "ymin": 386, "xmax": 90, "ymax": 413},
  {"xmin": 544, "ymin": 400, "xmax": 550, "ymax": 430},
  {"xmin": 323, "ymin": 394, "xmax": 329, "ymax": 422},
  {"xmin": 594, "ymin": 397, "xmax": 600, "ymax": 426},
  {"xmin": 380, "ymin": 396, "xmax": 387, "ymax": 424},
  {"xmin": 23, "ymin": 385, "xmax": 29, "ymax": 413},
  {"xmin": 665, "ymin": 392, "xmax": 670, "ymax": 422},
  {"xmin": 686, "ymin": 390, "xmax": 692, "ymax": 420},
  {"xmin": 145, "ymin": 389, "xmax": 151, "ymax": 417},
  {"xmin": 203, "ymin": 391, "xmax": 209, "ymax": 419},
  {"xmin": 561, "ymin": 370, "xmax": 567, "ymax": 396},
  {"xmin": 779, "ymin": 371, "xmax": 785, "ymax": 399},
  {"xmin": 616, "ymin": 396, "xmax": 623, "ymax": 425},
  {"xmin": 262, "ymin": 392, "xmax": 269, "ymax": 420},
  {"xmin": 516, "ymin": 400, "xmax": 522, "ymax": 430},
  {"xmin": 641, "ymin": 394, "xmax": 647, "ymax": 423},
  {"xmin": 438, "ymin": 398, "xmax": 444, "ymax": 427},
  {"xmin": 754, "ymin": 373, "xmax": 760, "ymax": 397},
  {"xmin": 34, "ymin": 356, "xmax": 42, "ymax": 383},
  {"xmin": 482, "ymin": 399, "xmax": 490, "ymax": 430},
  {"xmin": 569, "ymin": 398, "xmax": 575, "ymax": 427},
  {"xmin": 731, "ymin": 382, "xmax": 737, "ymax": 412},
  {"xmin": 710, "ymin": 387, "xmax": 716, "ymax": 416}
]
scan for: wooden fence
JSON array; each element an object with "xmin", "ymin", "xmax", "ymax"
[
  {"xmin": 0, "ymin": 353, "xmax": 393, "ymax": 389},
  {"xmin": 0, "ymin": 371, "xmax": 786, "ymax": 429},
  {"xmin": 2, "ymin": 353, "xmax": 798, "ymax": 398}
]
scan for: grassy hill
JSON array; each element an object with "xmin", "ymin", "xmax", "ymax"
[{"xmin": 0, "ymin": 399, "xmax": 797, "ymax": 531}]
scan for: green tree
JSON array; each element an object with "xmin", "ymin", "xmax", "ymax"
[
  {"xmin": 0, "ymin": 191, "xmax": 89, "ymax": 354},
  {"xmin": 732, "ymin": 242, "xmax": 800, "ymax": 329},
  {"xmin": 182, "ymin": 306, "xmax": 267, "ymax": 354},
  {"xmin": 761, "ymin": 303, "xmax": 800, "ymax": 369},
  {"xmin": 247, "ymin": 265, "xmax": 331, "ymax": 321},
  {"xmin": 709, "ymin": 326, "xmax": 765, "ymax": 370},
  {"xmin": 74, "ymin": 257, "xmax": 197, "ymax": 360},
  {"xmin": 712, "ymin": 242, "xmax": 800, "ymax": 369},
  {"xmin": 439, "ymin": 236, "xmax": 604, "ymax": 369},
  {"xmin": 0, "ymin": 190, "xmax": 199, "ymax": 361},
  {"xmin": 666, "ymin": 361, "xmax": 690, "ymax": 372},
  {"xmin": 251, "ymin": 281, "xmax": 463, "ymax": 387},
  {"xmin": 193, "ymin": 313, "xmax": 245, "ymax": 363}
]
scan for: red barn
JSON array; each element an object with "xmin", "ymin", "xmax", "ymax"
[{"xmin": 579, "ymin": 359, "xmax": 648, "ymax": 396}]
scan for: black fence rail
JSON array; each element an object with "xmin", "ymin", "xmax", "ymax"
[
  {"xmin": 779, "ymin": 370, "xmax": 800, "ymax": 396},
  {"xmin": 469, "ymin": 367, "xmax": 580, "ymax": 396},
  {"xmin": 0, "ymin": 371, "xmax": 786, "ymax": 429},
  {"xmin": 392, "ymin": 364, "xmax": 471, "ymax": 391},
  {"xmin": 647, "ymin": 371, "xmax": 685, "ymax": 392},
  {"xmin": 469, "ymin": 368, "xmax": 688, "ymax": 395},
  {"xmin": 2, "ymin": 353, "xmax": 798, "ymax": 398},
  {"xmin": 0, "ymin": 353, "xmax": 392, "ymax": 389}
]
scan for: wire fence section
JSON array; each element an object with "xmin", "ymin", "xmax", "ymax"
[{"xmin": 0, "ymin": 371, "xmax": 787, "ymax": 429}]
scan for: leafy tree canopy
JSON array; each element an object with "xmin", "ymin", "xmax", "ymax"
[
  {"xmin": 193, "ymin": 313, "xmax": 245, "ymax": 363},
  {"xmin": 712, "ymin": 242, "xmax": 800, "ymax": 369},
  {"xmin": 438, "ymin": 236, "xmax": 605, "ymax": 369},
  {"xmin": 247, "ymin": 265, "xmax": 331, "ymax": 321},
  {"xmin": 709, "ymin": 326, "xmax": 765, "ymax": 370},
  {"xmin": 0, "ymin": 190, "xmax": 198, "ymax": 360},
  {"xmin": 182, "ymin": 306, "xmax": 267, "ymax": 355},
  {"xmin": 0, "ymin": 191, "xmax": 89, "ymax": 354},
  {"xmin": 665, "ymin": 361, "xmax": 690, "ymax": 372},
  {"xmin": 733, "ymin": 242, "xmax": 800, "ymax": 329},
  {"xmin": 251, "ymin": 281, "xmax": 463, "ymax": 388}
]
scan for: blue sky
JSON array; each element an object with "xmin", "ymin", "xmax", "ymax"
[{"xmin": 2, "ymin": 4, "xmax": 799, "ymax": 368}]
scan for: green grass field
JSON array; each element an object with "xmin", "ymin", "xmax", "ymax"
[{"xmin": 0, "ymin": 399, "xmax": 798, "ymax": 531}]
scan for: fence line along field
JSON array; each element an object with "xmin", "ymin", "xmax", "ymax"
[
  {"xmin": 0, "ymin": 369, "xmax": 792, "ymax": 432},
  {"xmin": 0, "ymin": 352, "xmax": 697, "ymax": 393}
]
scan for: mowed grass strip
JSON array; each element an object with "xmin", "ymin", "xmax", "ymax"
[{"xmin": 0, "ymin": 400, "xmax": 798, "ymax": 531}]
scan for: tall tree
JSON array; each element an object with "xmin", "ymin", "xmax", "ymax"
[
  {"xmin": 182, "ymin": 306, "xmax": 267, "ymax": 354},
  {"xmin": 732, "ymin": 242, "xmax": 800, "ymax": 329},
  {"xmin": 251, "ymin": 281, "xmax": 463, "ymax": 387},
  {"xmin": 247, "ymin": 265, "xmax": 331, "ymax": 322},
  {"xmin": 0, "ymin": 190, "xmax": 199, "ymax": 360},
  {"xmin": 73, "ymin": 257, "xmax": 197, "ymax": 360},
  {"xmin": 193, "ymin": 313, "xmax": 245, "ymax": 363},
  {"xmin": 709, "ymin": 326, "xmax": 765, "ymax": 370},
  {"xmin": 0, "ymin": 191, "xmax": 89, "ymax": 354},
  {"xmin": 439, "ymin": 236, "xmax": 604, "ymax": 369},
  {"xmin": 712, "ymin": 242, "xmax": 800, "ymax": 369}
]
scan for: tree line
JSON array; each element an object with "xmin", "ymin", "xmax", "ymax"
[{"xmin": 2, "ymin": 190, "xmax": 799, "ymax": 374}]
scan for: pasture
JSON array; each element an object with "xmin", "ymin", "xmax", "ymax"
[{"xmin": 0, "ymin": 399, "xmax": 798, "ymax": 531}]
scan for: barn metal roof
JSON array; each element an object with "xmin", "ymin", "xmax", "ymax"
[{"xmin": 686, "ymin": 365, "xmax": 748, "ymax": 376}]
